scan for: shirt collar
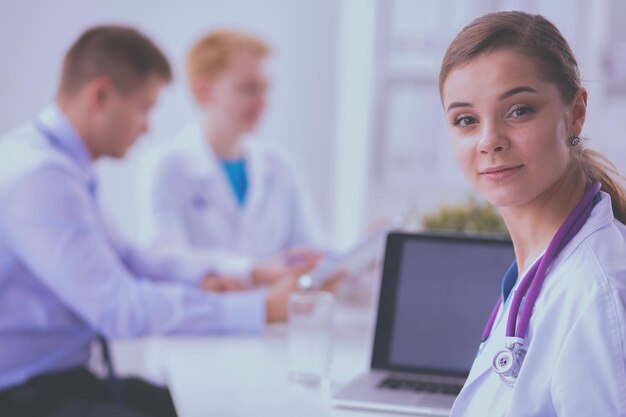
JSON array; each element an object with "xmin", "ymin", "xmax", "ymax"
[
  {"xmin": 501, "ymin": 261, "xmax": 518, "ymax": 303},
  {"xmin": 37, "ymin": 104, "xmax": 94, "ymax": 174}
]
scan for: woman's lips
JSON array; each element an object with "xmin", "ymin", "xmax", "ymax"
[{"xmin": 480, "ymin": 165, "xmax": 523, "ymax": 181}]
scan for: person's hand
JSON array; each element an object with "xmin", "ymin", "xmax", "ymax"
[
  {"xmin": 251, "ymin": 247, "xmax": 323, "ymax": 286},
  {"xmin": 265, "ymin": 275, "xmax": 299, "ymax": 323},
  {"xmin": 200, "ymin": 274, "xmax": 245, "ymax": 293},
  {"xmin": 317, "ymin": 270, "xmax": 347, "ymax": 293},
  {"xmin": 264, "ymin": 270, "xmax": 348, "ymax": 323}
]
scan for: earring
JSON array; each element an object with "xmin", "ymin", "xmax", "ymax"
[{"xmin": 570, "ymin": 136, "xmax": 581, "ymax": 147}]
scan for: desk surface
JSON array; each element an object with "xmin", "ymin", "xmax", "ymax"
[{"xmin": 113, "ymin": 302, "xmax": 431, "ymax": 417}]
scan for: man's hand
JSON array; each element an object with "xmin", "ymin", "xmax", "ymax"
[
  {"xmin": 200, "ymin": 274, "xmax": 245, "ymax": 293},
  {"xmin": 251, "ymin": 247, "xmax": 323, "ymax": 286},
  {"xmin": 264, "ymin": 270, "xmax": 347, "ymax": 323},
  {"xmin": 265, "ymin": 275, "xmax": 299, "ymax": 323}
]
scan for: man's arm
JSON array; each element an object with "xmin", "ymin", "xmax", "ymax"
[{"xmin": 0, "ymin": 164, "xmax": 265, "ymax": 338}]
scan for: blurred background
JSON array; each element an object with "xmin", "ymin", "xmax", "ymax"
[{"xmin": 1, "ymin": 0, "xmax": 625, "ymax": 249}]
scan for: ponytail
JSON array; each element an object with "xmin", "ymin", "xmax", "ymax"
[{"xmin": 579, "ymin": 149, "xmax": 626, "ymax": 225}]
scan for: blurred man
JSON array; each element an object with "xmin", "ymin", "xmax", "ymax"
[{"xmin": 0, "ymin": 25, "xmax": 310, "ymax": 417}]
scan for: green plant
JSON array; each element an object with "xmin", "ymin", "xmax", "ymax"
[{"xmin": 422, "ymin": 198, "xmax": 508, "ymax": 235}]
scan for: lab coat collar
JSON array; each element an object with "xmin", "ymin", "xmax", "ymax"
[
  {"xmin": 460, "ymin": 191, "xmax": 615, "ymax": 391},
  {"xmin": 181, "ymin": 124, "xmax": 270, "ymax": 178},
  {"xmin": 550, "ymin": 190, "xmax": 614, "ymax": 265},
  {"xmin": 180, "ymin": 122, "xmax": 275, "ymax": 212}
]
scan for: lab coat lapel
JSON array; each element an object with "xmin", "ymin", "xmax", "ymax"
[
  {"xmin": 461, "ymin": 284, "xmax": 524, "ymax": 392},
  {"xmin": 187, "ymin": 125, "xmax": 239, "ymax": 214},
  {"xmin": 241, "ymin": 141, "xmax": 273, "ymax": 227},
  {"xmin": 453, "ymin": 294, "xmax": 518, "ymax": 415},
  {"xmin": 462, "ymin": 310, "xmax": 507, "ymax": 390}
]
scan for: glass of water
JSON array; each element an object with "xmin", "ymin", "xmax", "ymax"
[{"xmin": 288, "ymin": 290, "xmax": 334, "ymax": 387}]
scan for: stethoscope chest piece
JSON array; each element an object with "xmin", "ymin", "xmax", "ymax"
[{"xmin": 492, "ymin": 337, "xmax": 526, "ymax": 386}]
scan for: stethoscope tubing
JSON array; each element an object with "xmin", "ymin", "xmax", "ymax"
[
  {"xmin": 510, "ymin": 181, "xmax": 600, "ymax": 338},
  {"xmin": 482, "ymin": 181, "xmax": 601, "ymax": 341}
]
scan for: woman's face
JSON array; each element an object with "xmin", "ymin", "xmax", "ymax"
[
  {"xmin": 441, "ymin": 50, "xmax": 584, "ymax": 208},
  {"xmin": 201, "ymin": 53, "xmax": 269, "ymax": 135}
]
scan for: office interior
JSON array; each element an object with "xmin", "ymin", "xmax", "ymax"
[
  {"xmin": 1, "ymin": 0, "xmax": 625, "ymax": 415},
  {"xmin": 2, "ymin": 0, "xmax": 625, "ymax": 247}
]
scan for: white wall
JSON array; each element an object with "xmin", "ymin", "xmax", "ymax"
[
  {"xmin": 363, "ymin": 0, "xmax": 626, "ymax": 233},
  {"xmin": 4, "ymin": 1, "xmax": 621, "ymax": 249},
  {"xmin": 0, "ymin": 0, "xmax": 341, "ymax": 243}
]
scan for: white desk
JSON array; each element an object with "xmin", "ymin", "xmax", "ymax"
[{"xmin": 113, "ymin": 302, "xmax": 429, "ymax": 417}]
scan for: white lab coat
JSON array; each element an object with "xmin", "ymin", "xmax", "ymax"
[
  {"xmin": 450, "ymin": 191, "xmax": 626, "ymax": 417},
  {"xmin": 146, "ymin": 123, "xmax": 324, "ymax": 279}
]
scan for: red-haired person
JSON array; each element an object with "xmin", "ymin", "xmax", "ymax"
[{"xmin": 146, "ymin": 30, "xmax": 325, "ymax": 290}]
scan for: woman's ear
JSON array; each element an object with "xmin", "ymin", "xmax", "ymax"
[{"xmin": 570, "ymin": 87, "xmax": 587, "ymax": 137}]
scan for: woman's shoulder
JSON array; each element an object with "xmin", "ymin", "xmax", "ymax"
[
  {"xmin": 579, "ymin": 220, "xmax": 626, "ymax": 290},
  {"xmin": 554, "ymin": 220, "xmax": 626, "ymax": 299},
  {"xmin": 534, "ymin": 221, "xmax": 626, "ymax": 349}
]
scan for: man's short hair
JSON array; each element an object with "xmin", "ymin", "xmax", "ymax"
[
  {"xmin": 186, "ymin": 29, "xmax": 271, "ymax": 87},
  {"xmin": 59, "ymin": 25, "xmax": 172, "ymax": 96}
]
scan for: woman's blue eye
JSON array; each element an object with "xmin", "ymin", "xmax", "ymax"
[
  {"xmin": 510, "ymin": 106, "xmax": 533, "ymax": 118},
  {"xmin": 453, "ymin": 116, "xmax": 476, "ymax": 127}
]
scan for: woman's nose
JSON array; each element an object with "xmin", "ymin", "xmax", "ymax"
[{"xmin": 478, "ymin": 121, "xmax": 509, "ymax": 154}]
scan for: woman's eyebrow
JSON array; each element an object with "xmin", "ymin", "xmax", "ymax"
[
  {"xmin": 446, "ymin": 86, "xmax": 539, "ymax": 112},
  {"xmin": 446, "ymin": 101, "xmax": 472, "ymax": 112},
  {"xmin": 498, "ymin": 86, "xmax": 539, "ymax": 100}
]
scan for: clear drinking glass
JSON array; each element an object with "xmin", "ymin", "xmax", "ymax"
[{"xmin": 288, "ymin": 290, "xmax": 334, "ymax": 387}]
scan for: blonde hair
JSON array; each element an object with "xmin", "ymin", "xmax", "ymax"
[
  {"xmin": 186, "ymin": 29, "xmax": 270, "ymax": 87},
  {"xmin": 439, "ymin": 11, "xmax": 626, "ymax": 224}
]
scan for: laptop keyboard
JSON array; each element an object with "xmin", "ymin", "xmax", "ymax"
[{"xmin": 378, "ymin": 376, "xmax": 463, "ymax": 395}]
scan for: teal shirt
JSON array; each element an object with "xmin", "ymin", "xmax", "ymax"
[
  {"xmin": 501, "ymin": 262, "xmax": 518, "ymax": 303},
  {"xmin": 220, "ymin": 158, "xmax": 248, "ymax": 206}
]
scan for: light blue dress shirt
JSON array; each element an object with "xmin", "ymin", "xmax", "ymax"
[{"xmin": 0, "ymin": 106, "xmax": 265, "ymax": 390}]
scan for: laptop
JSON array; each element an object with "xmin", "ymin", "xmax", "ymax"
[{"xmin": 333, "ymin": 231, "xmax": 515, "ymax": 416}]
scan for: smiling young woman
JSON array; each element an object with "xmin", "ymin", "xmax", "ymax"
[{"xmin": 437, "ymin": 11, "xmax": 626, "ymax": 417}]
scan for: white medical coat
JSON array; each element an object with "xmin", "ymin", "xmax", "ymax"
[
  {"xmin": 450, "ymin": 191, "xmax": 626, "ymax": 416},
  {"xmin": 146, "ymin": 124, "xmax": 324, "ymax": 279}
]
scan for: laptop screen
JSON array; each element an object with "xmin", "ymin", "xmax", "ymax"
[{"xmin": 371, "ymin": 232, "xmax": 515, "ymax": 376}]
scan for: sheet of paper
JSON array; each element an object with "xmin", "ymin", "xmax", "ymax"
[{"xmin": 298, "ymin": 228, "xmax": 389, "ymax": 289}]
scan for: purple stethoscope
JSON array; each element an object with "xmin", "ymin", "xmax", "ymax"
[{"xmin": 482, "ymin": 180, "xmax": 601, "ymax": 385}]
